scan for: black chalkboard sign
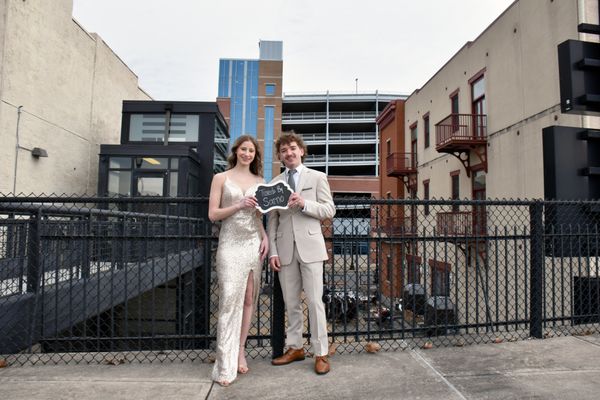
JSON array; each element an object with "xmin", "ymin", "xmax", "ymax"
[{"xmin": 255, "ymin": 181, "xmax": 293, "ymax": 213}]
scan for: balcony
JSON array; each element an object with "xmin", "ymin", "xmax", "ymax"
[
  {"xmin": 435, "ymin": 113, "xmax": 487, "ymax": 175},
  {"xmin": 384, "ymin": 216, "xmax": 417, "ymax": 236},
  {"xmin": 436, "ymin": 211, "xmax": 487, "ymax": 237},
  {"xmin": 305, "ymin": 153, "xmax": 377, "ymax": 166},
  {"xmin": 282, "ymin": 111, "xmax": 378, "ymax": 122},
  {"xmin": 301, "ymin": 132, "xmax": 378, "ymax": 145},
  {"xmin": 386, "ymin": 152, "xmax": 417, "ymax": 177},
  {"xmin": 435, "ymin": 113, "xmax": 487, "ymax": 152}
]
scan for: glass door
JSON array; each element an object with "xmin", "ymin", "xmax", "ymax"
[{"xmin": 134, "ymin": 171, "xmax": 168, "ymax": 215}]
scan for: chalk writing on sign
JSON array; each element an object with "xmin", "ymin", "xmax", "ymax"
[{"xmin": 255, "ymin": 181, "xmax": 293, "ymax": 213}]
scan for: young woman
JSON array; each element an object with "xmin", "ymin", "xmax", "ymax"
[{"xmin": 208, "ymin": 135, "xmax": 269, "ymax": 386}]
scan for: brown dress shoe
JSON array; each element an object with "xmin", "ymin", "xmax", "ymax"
[
  {"xmin": 271, "ymin": 348, "xmax": 305, "ymax": 366},
  {"xmin": 314, "ymin": 355, "xmax": 330, "ymax": 375}
]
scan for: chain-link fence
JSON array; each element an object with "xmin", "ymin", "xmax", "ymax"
[{"xmin": 1, "ymin": 195, "xmax": 599, "ymax": 365}]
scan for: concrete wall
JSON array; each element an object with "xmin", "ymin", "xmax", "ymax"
[{"xmin": 0, "ymin": 0, "xmax": 151, "ymax": 195}]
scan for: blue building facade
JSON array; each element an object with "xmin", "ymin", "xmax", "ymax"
[
  {"xmin": 218, "ymin": 59, "xmax": 259, "ymax": 142},
  {"xmin": 217, "ymin": 41, "xmax": 283, "ymax": 182}
]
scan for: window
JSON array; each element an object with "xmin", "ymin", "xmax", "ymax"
[
  {"xmin": 265, "ymin": 84, "xmax": 276, "ymax": 96},
  {"xmin": 471, "ymin": 73, "xmax": 486, "ymax": 138},
  {"xmin": 451, "ymin": 171, "xmax": 460, "ymax": 212},
  {"xmin": 128, "ymin": 113, "xmax": 200, "ymax": 143},
  {"xmin": 451, "ymin": 92, "xmax": 459, "ymax": 114},
  {"xmin": 386, "ymin": 139, "xmax": 391, "ymax": 156},
  {"xmin": 406, "ymin": 255, "xmax": 422, "ymax": 284},
  {"xmin": 430, "ymin": 260, "xmax": 451, "ymax": 296},
  {"xmin": 410, "ymin": 123, "xmax": 418, "ymax": 168},
  {"xmin": 472, "ymin": 168, "xmax": 486, "ymax": 235},
  {"xmin": 450, "ymin": 91, "xmax": 459, "ymax": 132},
  {"xmin": 387, "ymin": 255, "xmax": 393, "ymax": 284},
  {"xmin": 423, "ymin": 113, "xmax": 430, "ymax": 149},
  {"xmin": 423, "ymin": 180, "xmax": 430, "ymax": 215}
]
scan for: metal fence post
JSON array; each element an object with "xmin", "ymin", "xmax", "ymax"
[
  {"xmin": 26, "ymin": 210, "xmax": 41, "ymax": 293},
  {"xmin": 271, "ymin": 272, "xmax": 285, "ymax": 358},
  {"xmin": 529, "ymin": 201, "xmax": 544, "ymax": 338}
]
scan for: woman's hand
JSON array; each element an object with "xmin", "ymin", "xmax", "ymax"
[
  {"xmin": 237, "ymin": 195, "xmax": 258, "ymax": 210},
  {"xmin": 259, "ymin": 235, "xmax": 269, "ymax": 262}
]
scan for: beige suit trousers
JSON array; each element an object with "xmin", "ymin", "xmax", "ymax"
[{"xmin": 278, "ymin": 245, "xmax": 329, "ymax": 357}]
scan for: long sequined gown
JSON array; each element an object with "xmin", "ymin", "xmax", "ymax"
[{"xmin": 212, "ymin": 177, "xmax": 262, "ymax": 383}]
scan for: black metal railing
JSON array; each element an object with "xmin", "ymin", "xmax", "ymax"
[{"xmin": 1, "ymin": 195, "xmax": 600, "ymax": 365}]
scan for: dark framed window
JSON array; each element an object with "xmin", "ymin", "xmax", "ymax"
[
  {"xmin": 406, "ymin": 255, "xmax": 422, "ymax": 285},
  {"xmin": 128, "ymin": 113, "xmax": 200, "ymax": 143},
  {"xmin": 450, "ymin": 90, "xmax": 459, "ymax": 132},
  {"xmin": 470, "ymin": 72, "xmax": 486, "ymax": 138},
  {"xmin": 423, "ymin": 113, "xmax": 430, "ymax": 149},
  {"xmin": 265, "ymin": 84, "xmax": 276, "ymax": 96},
  {"xmin": 450, "ymin": 171, "xmax": 460, "ymax": 212},
  {"xmin": 410, "ymin": 122, "xmax": 418, "ymax": 168},
  {"xmin": 471, "ymin": 166, "xmax": 486, "ymax": 235},
  {"xmin": 429, "ymin": 260, "xmax": 451, "ymax": 296},
  {"xmin": 386, "ymin": 139, "xmax": 391, "ymax": 156},
  {"xmin": 423, "ymin": 179, "xmax": 430, "ymax": 215},
  {"xmin": 106, "ymin": 156, "xmax": 180, "ymax": 198},
  {"xmin": 107, "ymin": 158, "xmax": 132, "ymax": 197}
]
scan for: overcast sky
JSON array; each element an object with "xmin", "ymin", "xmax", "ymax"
[{"xmin": 72, "ymin": 0, "xmax": 515, "ymax": 101}]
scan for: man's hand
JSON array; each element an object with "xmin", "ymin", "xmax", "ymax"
[
  {"xmin": 288, "ymin": 193, "xmax": 305, "ymax": 209},
  {"xmin": 269, "ymin": 255, "xmax": 281, "ymax": 272}
]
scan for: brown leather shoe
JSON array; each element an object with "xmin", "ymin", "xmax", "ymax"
[
  {"xmin": 314, "ymin": 355, "xmax": 330, "ymax": 375},
  {"xmin": 271, "ymin": 348, "xmax": 305, "ymax": 366}
]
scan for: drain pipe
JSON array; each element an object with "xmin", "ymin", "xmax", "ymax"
[{"xmin": 13, "ymin": 105, "xmax": 23, "ymax": 194}]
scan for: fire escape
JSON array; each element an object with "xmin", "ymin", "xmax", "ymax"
[
  {"xmin": 434, "ymin": 113, "xmax": 487, "ymax": 177},
  {"xmin": 434, "ymin": 113, "xmax": 488, "ymax": 263},
  {"xmin": 385, "ymin": 152, "xmax": 418, "ymax": 237}
]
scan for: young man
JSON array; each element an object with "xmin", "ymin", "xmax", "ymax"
[{"xmin": 267, "ymin": 131, "xmax": 336, "ymax": 375}]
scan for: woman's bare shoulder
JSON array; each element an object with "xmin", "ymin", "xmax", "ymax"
[{"xmin": 212, "ymin": 172, "xmax": 228, "ymax": 185}]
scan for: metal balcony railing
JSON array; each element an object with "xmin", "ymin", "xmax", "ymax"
[
  {"xmin": 435, "ymin": 113, "xmax": 487, "ymax": 151},
  {"xmin": 282, "ymin": 111, "xmax": 378, "ymax": 121},
  {"xmin": 384, "ymin": 216, "xmax": 416, "ymax": 236},
  {"xmin": 301, "ymin": 132, "xmax": 378, "ymax": 143},
  {"xmin": 304, "ymin": 153, "xmax": 377, "ymax": 164},
  {"xmin": 436, "ymin": 210, "xmax": 487, "ymax": 236},
  {"xmin": 386, "ymin": 152, "xmax": 417, "ymax": 176}
]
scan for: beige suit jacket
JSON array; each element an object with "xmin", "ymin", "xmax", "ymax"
[{"xmin": 267, "ymin": 167, "xmax": 336, "ymax": 265}]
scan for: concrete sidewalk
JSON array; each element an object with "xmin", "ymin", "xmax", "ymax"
[{"xmin": 2, "ymin": 335, "xmax": 600, "ymax": 399}]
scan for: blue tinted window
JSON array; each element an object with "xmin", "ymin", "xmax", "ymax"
[
  {"xmin": 265, "ymin": 84, "xmax": 276, "ymax": 96},
  {"xmin": 217, "ymin": 59, "xmax": 259, "ymax": 144}
]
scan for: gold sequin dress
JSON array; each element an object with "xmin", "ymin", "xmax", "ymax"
[{"xmin": 212, "ymin": 177, "xmax": 262, "ymax": 383}]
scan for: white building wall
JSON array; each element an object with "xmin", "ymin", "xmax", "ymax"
[
  {"xmin": 396, "ymin": 0, "xmax": 600, "ymax": 333},
  {"xmin": 0, "ymin": 0, "xmax": 151, "ymax": 195},
  {"xmin": 405, "ymin": 0, "xmax": 599, "ymax": 201}
]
